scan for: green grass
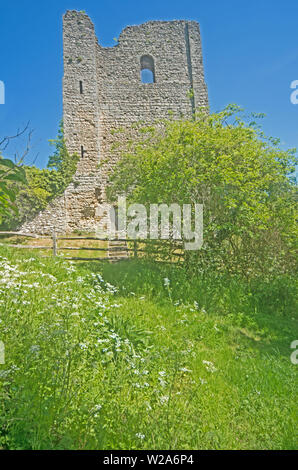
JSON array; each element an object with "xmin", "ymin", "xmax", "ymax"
[{"xmin": 0, "ymin": 246, "xmax": 297, "ymax": 450}]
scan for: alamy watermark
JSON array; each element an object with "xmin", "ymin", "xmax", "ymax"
[
  {"xmin": 0, "ymin": 341, "xmax": 4, "ymax": 364},
  {"xmin": 0, "ymin": 80, "xmax": 4, "ymax": 104},
  {"xmin": 290, "ymin": 80, "xmax": 298, "ymax": 104},
  {"xmin": 290, "ymin": 340, "xmax": 298, "ymax": 365},
  {"xmin": 96, "ymin": 197, "xmax": 203, "ymax": 250}
]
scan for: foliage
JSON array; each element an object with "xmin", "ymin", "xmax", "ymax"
[
  {"xmin": 0, "ymin": 247, "xmax": 297, "ymax": 450},
  {"xmin": 3, "ymin": 166, "xmax": 61, "ymax": 230},
  {"xmin": 0, "ymin": 156, "xmax": 27, "ymax": 224},
  {"xmin": 47, "ymin": 120, "xmax": 79, "ymax": 191},
  {"xmin": 107, "ymin": 105, "xmax": 297, "ymax": 277},
  {"xmin": 0, "ymin": 121, "xmax": 79, "ymax": 230}
]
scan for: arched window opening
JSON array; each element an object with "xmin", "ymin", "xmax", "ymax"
[
  {"xmin": 140, "ymin": 55, "xmax": 155, "ymax": 84},
  {"xmin": 141, "ymin": 69, "xmax": 154, "ymax": 84}
]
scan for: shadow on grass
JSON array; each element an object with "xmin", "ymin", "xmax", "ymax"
[{"xmin": 80, "ymin": 258, "xmax": 298, "ymax": 361}]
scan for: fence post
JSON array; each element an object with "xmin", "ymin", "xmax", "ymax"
[
  {"xmin": 52, "ymin": 230, "xmax": 57, "ymax": 257},
  {"xmin": 133, "ymin": 240, "xmax": 137, "ymax": 258}
]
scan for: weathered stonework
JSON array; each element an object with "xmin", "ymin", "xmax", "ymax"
[{"xmin": 22, "ymin": 10, "xmax": 208, "ymax": 234}]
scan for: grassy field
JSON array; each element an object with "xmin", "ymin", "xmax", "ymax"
[{"xmin": 0, "ymin": 245, "xmax": 297, "ymax": 450}]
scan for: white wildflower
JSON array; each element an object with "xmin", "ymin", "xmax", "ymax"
[
  {"xmin": 179, "ymin": 367, "xmax": 192, "ymax": 373},
  {"xmin": 160, "ymin": 395, "xmax": 169, "ymax": 405},
  {"xmin": 199, "ymin": 377, "xmax": 207, "ymax": 385},
  {"xmin": 203, "ymin": 360, "xmax": 217, "ymax": 373}
]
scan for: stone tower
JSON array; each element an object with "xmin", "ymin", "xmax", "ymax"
[{"xmin": 22, "ymin": 10, "xmax": 208, "ymax": 234}]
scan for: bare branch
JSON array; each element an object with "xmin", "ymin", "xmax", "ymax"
[
  {"xmin": 1, "ymin": 124, "xmax": 34, "ymax": 170},
  {"xmin": 0, "ymin": 122, "xmax": 30, "ymax": 152}
]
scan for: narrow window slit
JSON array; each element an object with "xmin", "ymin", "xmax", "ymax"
[{"xmin": 79, "ymin": 81, "xmax": 83, "ymax": 94}]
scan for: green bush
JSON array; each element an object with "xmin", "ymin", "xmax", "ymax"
[
  {"xmin": 0, "ymin": 157, "xmax": 27, "ymax": 224},
  {"xmin": 107, "ymin": 105, "xmax": 297, "ymax": 277},
  {"xmin": 0, "ymin": 121, "xmax": 78, "ymax": 230}
]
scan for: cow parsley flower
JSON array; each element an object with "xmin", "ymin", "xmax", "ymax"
[
  {"xmin": 160, "ymin": 395, "xmax": 169, "ymax": 405},
  {"xmin": 203, "ymin": 360, "xmax": 217, "ymax": 373}
]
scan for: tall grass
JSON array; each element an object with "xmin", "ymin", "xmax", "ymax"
[{"xmin": 0, "ymin": 247, "xmax": 297, "ymax": 449}]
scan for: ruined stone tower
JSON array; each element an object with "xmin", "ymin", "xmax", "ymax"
[{"xmin": 22, "ymin": 10, "xmax": 208, "ymax": 234}]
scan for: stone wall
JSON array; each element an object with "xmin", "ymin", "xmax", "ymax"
[{"xmin": 21, "ymin": 10, "xmax": 208, "ymax": 235}]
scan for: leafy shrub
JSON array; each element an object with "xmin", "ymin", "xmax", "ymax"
[
  {"xmin": 0, "ymin": 121, "xmax": 78, "ymax": 230},
  {"xmin": 107, "ymin": 105, "xmax": 297, "ymax": 277},
  {"xmin": 0, "ymin": 157, "xmax": 27, "ymax": 224}
]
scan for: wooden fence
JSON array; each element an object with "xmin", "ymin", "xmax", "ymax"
[{"xmin": 0, "ymin": 231, "xmax": 184, "ymax": 263}]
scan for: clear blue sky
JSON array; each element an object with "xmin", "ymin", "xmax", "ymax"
[{"xmin": 0, "ymin": 0, "xmax": 297, "ymax": 167}]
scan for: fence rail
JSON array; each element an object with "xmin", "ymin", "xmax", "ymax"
[
  {"xmin": 0, "ymin": 231, "xmax": 50, "ymax": 239},
  {"xmin": 0, "ymin": 231, "xmax": 184, "ymax": 263}
]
